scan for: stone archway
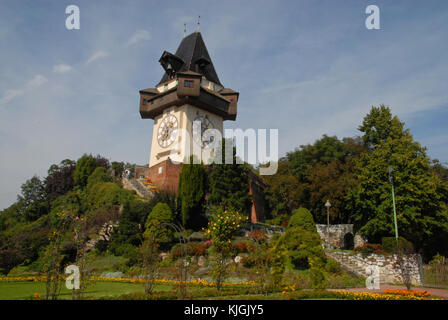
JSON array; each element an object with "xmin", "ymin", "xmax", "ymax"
[{"xmin": 343, "ymin": 233, "xmax": 355, "ymax": 250}]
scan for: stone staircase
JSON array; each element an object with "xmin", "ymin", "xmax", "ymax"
[
  {"xmin": 325, "ymin": 250, "xmax": 366, "ymax": 277},
  {"xmin": 325, "ymin": 250, "xmax": 387, "ymax": 284},
  {"xmin": 122, "ymin": 177, "xmax": 154, "ymax": 199}
]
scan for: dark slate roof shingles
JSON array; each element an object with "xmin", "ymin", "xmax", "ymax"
[{"xmin": 159, "ymin": 32, "xmax": 222, "ymax": 86}]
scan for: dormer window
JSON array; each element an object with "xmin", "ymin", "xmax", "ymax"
[{"xmin": 183, "ymin": 80, "xmax": 194, "ymax": 88}]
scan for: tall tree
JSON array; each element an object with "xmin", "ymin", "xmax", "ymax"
[
  {"xmin": 17, "ymin": 176, "xmax": 48, "ymax": 221},
  {"xmin": 208, "ymin": 140, "xmax": 252, "ymax": 216},
  {"xmin": 347, "ymin": 106, "xmax": 448, "ymax": 258},
  {"xmin": 177, "ymin": 157, "xmax": 207, "ymax": 229},
  {"xmin": 358, "ymin": 104, "xmax": 407, "ymax": 150},
  {"xmin": 262, "ymin": 159, "xmax": 303, "ymax": 224},
  {"xmin": 73, "ymin": 154, "xmax": 96, "ymax": 188},
  {"xmin": 287, "ymin": 134, "xmax": 346, "ymax": 181},
  {"xmin": 44, "ymin": 159, "xmax": 76, "ymax": 201},
  {"xmin": 73, "ymin": 154, "xmax": 110, "ymax": 188}
]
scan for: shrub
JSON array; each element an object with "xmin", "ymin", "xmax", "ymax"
[
  {"xmin": 325, "ymin": 258, "xmax": 342, "ymax": 274},
  {"xmin": 382, "ymin": 237, "xmax": 413, "ymax": 254},
  {"xmin": 354, "ymin": 243, "xmax": 386, "ymax": 256},
  {"xmin": 233, "ymin": 241, "xmax": 255, "ymax": 254},
  {"xmin": 87, "ymin": 182, "xmax": 132, "ymax": 210},
  {"xmin": 189, "ymin": 242, "xmax": 207, "ymax": 257},
  {"xmin": 74, "ymin": 154, "xmax": 96, "ymax": 187},
  {"xmin": 241, "ymin": 256, "xmax": 257, "ymax": 268},
  {"xmin": 86, "ymin": 167, "xmax": 113, "ymax": 191},
  {"xmin": 144, "ymin": 202, "xmax": 174, "ymax": 245},
  {"xmin": 278, "ymin": 226, "xmax": 327, "ymax": 270},
  {"xmin": 170, "ymin": 243, "xmax": 190, "ymax": 260},
  {"xmin": 309, "ymin": 268, "xmax": 327, "ymax": 289},
  {"xmin": 95, "ymin": 240, "xmax": 109, "ymax": 253},
  {"xmin": 248, "ymin": 230, "xmax": 267, "ymax": 242},
  {"xmin": 287, "ymin": 208, "xmax": 316, "ymax": 232}
]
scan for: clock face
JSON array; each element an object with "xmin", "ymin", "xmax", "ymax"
[
  {"xmin": 157, "ymin": 114, "xmax": 178, "ymax": 148},
  {"xmin": 193, "ymin": 115, "xmax": 215, "ymax": 149}
]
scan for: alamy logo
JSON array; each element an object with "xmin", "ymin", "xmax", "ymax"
[
  {"xmin": 65, "ymin": 265, "xmax": 80, "ymax": 290},
  {"xmin": 365, "ymin": 265, "xmax": 380, "ymax": 289},
  {"xmin": 65, "ymin": 5, "xmax": 80, "ymax": 30},
  {"xmin": 168, "ymin": 125, "xmax": 279, "ymax": 175},
  {"xmin": 365, "ymin": 5, "xmax": 380, "ymax": 30}
]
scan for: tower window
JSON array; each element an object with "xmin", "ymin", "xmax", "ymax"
[{"xmin": 183, "ymin": 80, "xmax": 194, "ymax": 88}]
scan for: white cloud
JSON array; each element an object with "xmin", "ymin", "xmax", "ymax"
[
  {"xmin": 126, "ymin": 29, "xmax": 151, "ymax": 46},
  {"xmin": 53, "ymin": 64, "xmax": 72, "ymax": 74},
  {"xmin": 0, "ymin": 74, "xmax": 48, "ymax": 104},
  {"xmin": 86, "ymin": 50, "xmax": 109, "ymax": 64},
  {"xmin": 0, "ymin": 89, "xmax": 21, "ymax": 104},
  {"xmin": 27, "ymin": 74, "xmax": 48, "ymax": 87}
]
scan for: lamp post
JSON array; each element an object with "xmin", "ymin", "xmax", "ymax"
[
  {"xmin": 388, "ymin": 167, "xmax": 399, "ymax": 244},
  {"xmin": 325, "ymin": 200, "xmax": 331, "ymax": 248}
]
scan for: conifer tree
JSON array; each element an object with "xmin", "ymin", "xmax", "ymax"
[
  {"xmin": 208, "ymin": 140, "xmax": 252, "ymax": 216},
  {"xmin": 177, "ymin": 157, "xmax": 207, "ymax": 229}
]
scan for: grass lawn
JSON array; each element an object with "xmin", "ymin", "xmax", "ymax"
[{"xmin": 0, "ymin": 281, "xmax": 175, "ymax": 300}]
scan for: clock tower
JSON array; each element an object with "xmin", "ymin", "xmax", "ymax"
[{"xmin": 136, "ymin": 30, "xmax": 239, "ymax": 192}]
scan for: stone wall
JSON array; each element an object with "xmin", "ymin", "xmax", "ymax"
[
  {"xmin": 316, "ymin": 224, "xmax": 367, "ymax": 249},
  {"xmin": 327, "ymin": 251, "xmax": 424, "ymax": 285}
]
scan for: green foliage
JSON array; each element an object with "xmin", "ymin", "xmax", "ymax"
[
  {"xmin": 262, "ymin": 160, "xmax": 302, "ymax": 219},
  {"xmin": 279, "ymin": 227, "xmax": 327, "ymax": 270},
  {"xmin": 264, "ymin": 136, "xmax": 366, "ymax": 225},
  {"xmin": 287, "ymin": 207, "xmax": 316, "ymax": 232},
  {"xmin": 111, "ymin": 161, "xmax": 124, "ymax": 178},
  {"xmin": 177, "ymin": 158, "xmax": 207, "ymax": 229},
  {"xmin": 353, "ymin": 243, "xmax": 386, "ymax": 257},
  {"xmin": 110, "ymin": 201, "xmax": 144, "ymax": 248},
  {"xmin": 205, "ymin": 206, "xmax": 248, "ymax": 290},
  {"xmin": 381, "ymin": 237, "xmax": 413, "ymax": 254},
  {"xmin": 86, "ymin": 182, "xmax": 133, "ymax": 211},
  {"xmin": 49, "ymin": 190, "xmax": 83, "ymax": 227},
  {"xmin": 208, "ymin": 140, "xmax": 252, "ymax": 215},
  {"xmin": 275, "ymin": 209, "xmax": 326, "ymax": 271},
  {"xmin": 44, "ymin": 159, "xmax": 76, "ymax": 201},
  {"xmin": 143, "ymin": 202, "xmax": 174, "ymax": 245},
  {"xmin": 110, "ymin": 243, "xmax": 140, "ymax": 267},
  {"xmin": 325, "ymin": 258, "xmax": 342, "ymax": 274},
  {"xmin": 358, "ymin": 105, "xmax": 407, "ymax": 150},
  {"xmin": 287, "ymin": 134, "xmax": 346, "ymax": 181},
  {"xmin": 17, "ymin": 176, "xmax": 48, "ymax": 221},
  {"xmin": 269, "ymin": 240, "xmax": 288, "ymax": 287},
  {"xmin": 204, "ymin": 207, "xmax": 247, "ymax": 246},
  {"xmin": 74, "ymin": 154, "xmax": 97, "ymax": 188},
  {"xmin": 0, "ymin": 215, "xmax": 50, "ymax": 274},
  {"xmin": 86, "ymin": 167, "xmax": 113, "ymax": 191},
  {"xmin": 145, "ymin": 202, "xmax": 172, "ymax": 224},
  {"xmin": 347, "ymin": 106, "xmax": 448, "ymax": 258},
  {"xmin": 308, "ymin": 268, "xmax": 327, "ymax": 289},
  {"xmin": 306, "ymin": 138, "xmax": 366, "ymax": 224}
]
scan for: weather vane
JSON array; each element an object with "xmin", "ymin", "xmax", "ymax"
[
  {"xmin": 184, "ymin": 23, "xmax": 186, "ymax": 37},
  {"xmin": 197, "ymin": 15, "xmax": 200, "ymax": 32}
]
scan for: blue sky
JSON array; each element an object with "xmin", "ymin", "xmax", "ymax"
[{"xmin": 0, "ymin": 0, "xmax": 447, "ymax": 209}]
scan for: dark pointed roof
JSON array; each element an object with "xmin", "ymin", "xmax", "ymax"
[{"xmin": 158, "ymin": 32, "xmax": 222, "ymax": 86}]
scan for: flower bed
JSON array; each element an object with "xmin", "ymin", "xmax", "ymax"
[
  {"xmin": 383, "ymin": 289, "xmax": 430, "ymax": 297},
  {"xmin": 334, "ymin": 290, "xmax": 442, "ymax": 300},
  {"xmin": 0, "ymin": 275, "xmax": 256, "ymax": 288}
]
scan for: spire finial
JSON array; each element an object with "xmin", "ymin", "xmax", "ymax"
[
  {"xmin": 184, "ymin": 23, "xmax": 187, "ymax": 37},
  {"xmin": 196, "ymin": 15, "xmax": 200, "ymax": 32}
]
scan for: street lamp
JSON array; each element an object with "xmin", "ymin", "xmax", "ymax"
[
  {"xmin": 325, "ymin": 200, "xmax": 331, "ymax": 247},
  {"xmin": 388, "ymin": 167, "xmax": 399, "ymax": 244}
]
